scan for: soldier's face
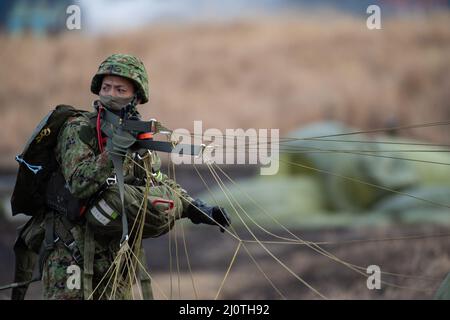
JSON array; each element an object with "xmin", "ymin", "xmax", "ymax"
[{"xmin": 100, "ymin": 75, "xmax": 135, "ymax": 98}]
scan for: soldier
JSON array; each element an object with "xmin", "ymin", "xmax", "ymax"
[{"xmin": 24, "ymin": 54, "xmax": 230, "ymax": 300}]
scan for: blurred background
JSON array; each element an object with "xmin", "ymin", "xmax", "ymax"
[{"xmin": 0, "ymin": 0, "xmax": 449, "ymax": 299}]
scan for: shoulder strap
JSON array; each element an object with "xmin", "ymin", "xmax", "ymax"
[
  {"xmin": 83, "ymin": 223, "xmax": 95, "ymax": 300},
  {"xmin": 139, "ymin": 248, "xmax": 153, "ymax": 300},
  {"xmin": 9, "ymin": 211, "xmax": 55, "ymax": 300},
  {"xmin": 9, "ymin": 230, "xmax": 39, "ymax": 299}
]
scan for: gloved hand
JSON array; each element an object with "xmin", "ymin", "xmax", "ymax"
[{"xmin": 186, "ymin": 199, "xmax": 231, "ymax": 233}]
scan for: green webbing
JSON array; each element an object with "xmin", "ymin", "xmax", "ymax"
[
  {"xmin": 83, "ymin": 224, "xmax": 95, "ymax": 300},
  {"xmin": 435, "ymin": 272, "xmax": 450, "ymax": 300},
  {"xmin": 110, "ymin": 153, "xmax": 129, "ymax": 245},
  {"xmin": 139, "ymin": 248, "xmax": 153, "ymax": 300}
]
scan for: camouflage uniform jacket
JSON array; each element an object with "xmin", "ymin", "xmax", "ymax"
[
  {"xmin": 41, "ymin": 110, "xmax": 194, "ymax": 299},
  {"xmin": 55, "ymin": 111, "xmax": 194, "ymax": 208}
]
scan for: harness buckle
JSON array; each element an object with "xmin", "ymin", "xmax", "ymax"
[
  {"xmin": 72, "ymin": 250, "xmax": 84, "ymax": 266},
  {"xmin": 106, "ymin": 175, "xmax": 117, "ymax": 186},
  {"xmin": 63, "ymin": 240, "xmax": 83, "ymax": 265},
  {"xmin": 65, "ymin": 241, "xmax": 77, "ymax": 251}
]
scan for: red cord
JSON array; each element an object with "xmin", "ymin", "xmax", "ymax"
[{"xmin": 96, "ymin": 106, "xmax": 104, "ymax": 153}]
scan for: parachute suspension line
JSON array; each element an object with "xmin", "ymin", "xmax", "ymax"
[
  {"xmin": 222, "ymin": 148, "xmax": 450, "ymax": 155},
  {"xmin": 109, "ymin": 160, "xmax": 148, "ymax": 300},
  {"xmin": 280, "ymin": 138, "xmax": 450, "ymax": 147},
  {"xmin": 212, "ymin": 164, "xmax": 440, "ymax": 292},
  {"xmin": 173, "ymin": 204, "xmax": 181, "ymax": 300},
  {"xmin": 179, "ymin": 121, "xmax": 450, "ymax": 149},
  {"xmin": 122, "ymin": 150, "xmax": 442, "ymax": 297},
  {"xmin": 212, "ymin": 163, "xmax": 435, "ymax": 288},
  {"xmin": 102, "ymin": 156, "xmax": 134, "ymax": 299},
  {"xmin": 155, "ymin": 180, "xmax": 243, "ymax": 298},
  {"xmin": 209, "ymin": 163, "xmax": 364, "ymax": 271},
  {"xmin": 277, "ymin": 157, "xmax": 450, "ymax": 209},
  {"xmin": 276, "ymin": 146, "xmax": 450, "ymax": 166},
  {"xmin": 152, "ymin": 180, "xmax": 242, "ymax": 241},
  {"xmin": 91, "ymin": 239, "xmax": 133, "ymax": 300},
  {"xmin": 207, "ymin": 162, "xmax": 368, "ymax": 285},
  {"xmin": 89, "ymin": 252, "xmax": 120, "ymax": 300},
  {"xmin": 168, "ymin": 212, "xmax": 173, "ymax": 299},
  {"xmin": 201, "ymin": 136, "xmax": 450, "ymax": 152},
  {"xmin": 108, "ymin": 244, "xmax": 128, "ymax": 299},
  {"xmin": 131, "ymin": 155, "xmax": 155, "ymax": 299},
  {"xmin": 181, "ymin": 120, "xmax": 450, "ymax": 143},
  {"xmin": 213, "ymin": 160, "xmax": 450, "ymax": 286},
  {"xmin": 170, "ymin": 159, "xmax": 182, "ymax": 299},
  {"xmin": 171, "ymin": 158, "xmax": 199, "ymax": 299},
  {"xmin": 146, "ymin": 165, "xmax": 248, "ymax": 300},
  {"xmin": 191, "ymin": 163, "xmax": 243, "ymax": 300},
  {"xmin": 111, "ymin": 153, "xmax": 153, "ymax": 300},
  {"xmin": 87, "ymin": 152, "xmax": 167, "ymax": 300},
  {"xmin": 121, "ymin": 250, "xmax": 137, "ymax": 300},
  {"xmin": 166, "ymin": 146, "xmax": 199, "ymax": 299},
  {"xmin": 193, "ymin": 164, "xmax": 286, "ymax": 299},
  {"xmin": 128, "ymin": 248, "xmax": 169, "ymax": 300},
  {"xmin": 128, "ymin": 153, "xmax": 439, "ymax": 296},
  {"xmin": 111, "ymin": 248, "xmax": 135, "ymax": 299},
  {"xmin": 277, "ymin": 148, "xmax": 450, "ymax": 153},
  {"xmin": 164, "ymin": 135, "xmax": 182, "ymax": 300},
  {"xmin": 215, "ymin": 242, "xmax": 241, "ymax": 300},
  {"xmin": 202, "ymin": 139, "xmax": 450, "ymax": 149},
  {"xmin": 179, "ymin": 218, "xmax": 199, "ymax": 299},
  {"xmin": 344, "ymin": 264, "xmax": 442, "ymax": 282},
  {"xmin": 206, "ymin": 163, "xmax": 327, "ymax": 299},
  {"xmin": 122, "ymin": 150, "xmax": 185, "ymax": 300},
  {"xmin": 287, "ymin": 120, "xmax": 450, "ymax": 140},
  {"xmin": 137, "ymin": 153, "xmax": 170, "ymax": 299},
  {"xmin": 166, "ymin": 152, "xmax": 174, "ymax": 300},
  {"xmin": 123, "ymin": 152, "xmax": 172, "ymax": 301},
  {"xmin": 239, "ymin": 232, "xmax": 450, "ymax": 248}
]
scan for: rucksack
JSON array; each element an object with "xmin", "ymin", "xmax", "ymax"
[{"xmin": 10, "ymin": 104, "xmax": 90, "ymax": 217}]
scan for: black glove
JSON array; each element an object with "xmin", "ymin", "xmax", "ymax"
[{"xmin": 186, "ymin": 199, "xmax": 231, "ymax": 233}]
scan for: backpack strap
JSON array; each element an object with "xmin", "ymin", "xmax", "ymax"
[
  {"xmin": 54, "ymin": 215, "xmax": 84, "ymax": 266},
  {"xmin": 9, "ymin": 226, "xmax": 39, "ymax": 299},
  {"xmin": 83, "ymin": 223, "xmax": 95, "ymax": 300},
  {"xmin": 139, "ymin": 248, "xmax": 153, "ymax": 300},
  {"xmin": 9, "ymin": 211, "xmax": 55, "ymax": 300}
]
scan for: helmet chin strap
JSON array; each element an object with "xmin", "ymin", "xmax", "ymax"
[
  {"xmin": 125, "ymin": 93, "xmax": 139, "ymax": 109},
  {"xmin": 121, "ymin": 94, "xmax": 141, "ymax": 120}
]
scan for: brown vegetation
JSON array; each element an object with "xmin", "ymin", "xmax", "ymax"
[{"xmin": 0, "ymin": 14, "xmax": 449, "ymax": 168}]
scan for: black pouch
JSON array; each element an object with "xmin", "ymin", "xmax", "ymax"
[{"xmin": 46, "ymin": 170, "xmax": 85, "ymax": 223}]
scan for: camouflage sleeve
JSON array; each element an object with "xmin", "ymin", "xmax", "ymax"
[
  {"xmin": 146, "ymin": 151, "xmax": 194, "ymax": 214},
  {"xmin": 55, "ymin": 116, "xmax": 113, "ymax": 199},
  {"xmin": 158, "ymin": 172, "xmax": 195, "ymax": 215}
]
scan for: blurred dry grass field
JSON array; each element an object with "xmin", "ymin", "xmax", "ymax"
[
  {"xmin": 143, "ymin": 224, "xmax": 450, "ymax": 299},
  {"xmin": 2, "ymin": 224, "xmax": 447, "ymax": 300},
  {"xmin": 0, "ymin": 13, "xmax": 449, "ymax": 167}
]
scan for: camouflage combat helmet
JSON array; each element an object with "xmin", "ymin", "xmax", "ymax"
[{"xmin": 91, "ymin": 54, "xmax": 149, "ymax": 104}]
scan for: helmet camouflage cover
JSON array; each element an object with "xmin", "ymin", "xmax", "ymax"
[{"xmin": 91, "ymin": 54, "xmax": 149, "ymax": 104}]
